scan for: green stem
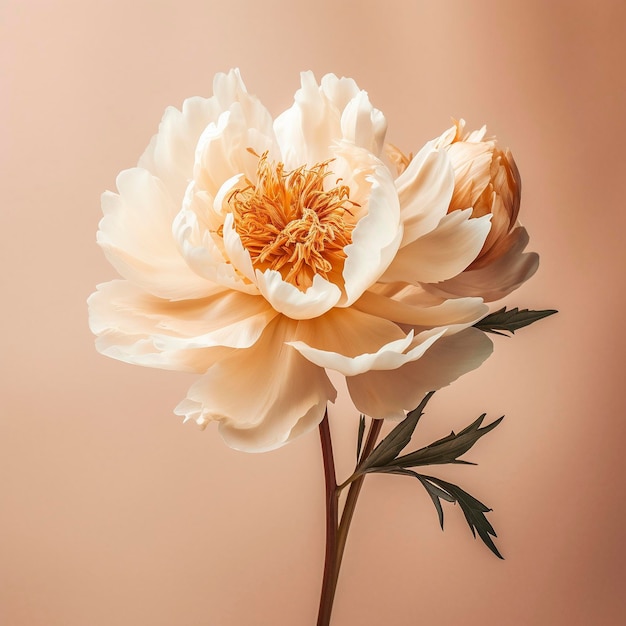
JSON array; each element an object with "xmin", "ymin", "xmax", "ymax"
[{"xmin": 317, "ymin": 410, "xmax": 338, "ymax": 626}]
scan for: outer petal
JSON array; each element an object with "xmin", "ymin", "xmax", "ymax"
[
  {"xmin": 394, "ymin": 142, "xmax": 455, "ymax": 246},
  {"xmin": 381, "ymin": 209, "xmax": 492, "ymax": 285},
  {"xmin": 354, "ymin": 289, "xmax": 488, "ymax": 329},
  {"xmin": 425, "ymin": 226, "xmax": 539, "ymax": 302},
  {"xmin": 138, "ymin": 96, "xmax": 220, "ymax": 204},
  {"xmin": 288, "ymin": 308, "xmax": 445, "ymax": 376},
  {"xmin": 346, "ymin": 328, "xmax": 493, "ymax": 419},
  {"xmin": 446, "ymin": 140, "xmax": 494, "ymax": 210},
  {"xmin": 174, "ymin": 317, "xmax": 337, "ymax": 452},
  {"xmin": 97, "ymin": 168, "xmax": 215, "ymax": 300},
  {"xmin": 88, "ymin": 280, "xmax": 277, "ymax": 372}
]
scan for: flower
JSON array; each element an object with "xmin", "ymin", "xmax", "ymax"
[
  {"xmin": 88, "ymin": 70, "xmax": 525, "ymax": 452},
  {"xmin": 391, "ymin": 119, "xmax": 539, "ymax": 302}
]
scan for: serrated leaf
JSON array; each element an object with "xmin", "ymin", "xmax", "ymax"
[
  {"xmin": 356, "ymin": 415, "xmax": 366, "ymax": 462},
  {"xmin": 358, "ymin": 391, "xmax": 435, "ymax": 472},
  {"xmin": 390, "ymin": 414, "xmax": 504, "ymax": 468},
  {"xmin": 474, "ymin": 307, "xmax": 558, "ymax": 336}
]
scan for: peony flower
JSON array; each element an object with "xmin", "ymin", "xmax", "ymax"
[
  {"xmin": 387, "ymin": 120, "xmax": 538, "ymax": 302},
  {"xmin": 89, "ymin": 70, "xmax": 510, "ymax": 452}
]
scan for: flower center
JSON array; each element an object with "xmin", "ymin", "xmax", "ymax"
[{"xmin": 228, "ymin": 152, "xmax": 357, "ymax": 290}]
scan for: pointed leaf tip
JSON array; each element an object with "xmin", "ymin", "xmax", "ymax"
[{"xmin": 474, "ymin": 307, "xmax": 558, "ymax": 336}]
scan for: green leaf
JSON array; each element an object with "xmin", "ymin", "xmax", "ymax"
[
  {"xmin": 390, "ymin": 414, "xmax": 504, "ymax": 468},
  {"xmin": 394, "ymin": 470, "xmax": 503, "ymax": 559},
  {"xmin": 358, "ymin": 391, "xmax": 435, "ymax": 472},
  {"xmin": 474, "ymin": 307, "xmax": 558, "ymax": 336},
  {"xmin": 356, "ymin": 415, "xmax": 366, "ymax": 463}
]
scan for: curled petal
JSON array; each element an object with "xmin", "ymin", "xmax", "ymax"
[
  {"xmin": 138, "ymin": 96, "xmax": 220, "ymax": 204},
  {"xmin": 381, "ymin": 209, "xmax": 492, "ymax": 285},
  {"xmin": 255, "ymin": 270, "xmax": 342, "ymax": 320},
  {"xmin": 193, "ymin": 104, "xmax": 277, "ymax": 197},
  {"xmin": 346, "ymin": 328, "xmax": 493, "ymax": 419},
  {"xmin": 336, "ymin": 146, "xmax": 403, "ymax": 306},
  {"xmin": 394, "ymin": 142, "xmax": 455, "ymax": 246},
  {"xmin": 173, "ymin": 180, "xmax": 259, "ymax": 295},
  {"xmin": 425, "ymin": 226, "xmax": 540, "ymax": 302},
  {"xmin": 339, "ymin": 89, "xmax": 387, "ymax": 157},
  {"xmin": 289, "ymin": 308, "xmax": 446, "ymax": 376},
  {"xmin": 274, "ymin": 71, "xmax": 387, "ymax": 168},
  {"xmin": 174, "ymin": 317, "xmax": 337, "ymax": 452},
  {"xmin": 97, "ymin": 168, "xmax": 215, "ymax": 300},
  {"xmin": 88, "ymin": 280, "xmax": 277, "ymax": 373},
  {"xmin": 446, "ymin": 140, "xmax": 494, "ymax": 210},
  {"xmin": 355, "ymin": 289, "xmax": 488, "ymax": 329}
]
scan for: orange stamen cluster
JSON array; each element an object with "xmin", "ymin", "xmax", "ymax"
[{"xmin": 229, "ymin": 152, "xmax": 357, "ymax": 290}]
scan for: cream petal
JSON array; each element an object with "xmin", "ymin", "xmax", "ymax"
[
  {"xmin": 97, "ymin": 168, "xmax": 215, "ymax": 300},
  {"xmin": 425, "ymin": 226, "xmax": 539, "ymax": 302},
  {"xmin": 193, "ymin": 104, "xmax": 277, "ymax": 197},
  {"xmin": 274, "ymin": 71, "xmax": 387, "ymax": 168},
  {"xmin": 88, "ymin": 281, "xmax": 277, "ymax": 369},
  {"xmin": 394, "ymin": 142, "xmax": 455, "ymax": 246},
  {"xmin": 381, "ymin": 209, "xmax": 492, "ymax": 285},
  {"xmin": 321, "ymin": 74, "xmax": 386, "ymax": 156},
  {"xmin": 335, "ymin": 146, "xmax": 402, "ymax": 306},
  {"xmin": 138, "ymin": 96, "xmax": 220, "ymax": 204},
  {"xmin": 255, "ymin": 270, "xmax": 342, "ymax": 319},
  {"xmin": 174, "ymin": 317, "xmax": 337, "ymax": 452},
  {"xmin": 355, "ymin": 289, "xmax": 488, "ymax": 328},
  {"xmin": 173, "ymin": 179, "xmax": 259, "ymax": 295},
  {"xmin": 346, "ymin": 328, "xmax": 493, "ymax": 419},
  {"xmin": 221, "ymin": 212, "xmax": 257, "ymax": 283},
  {"xmin": 446, "ymin": 140, "xmax": 494, "ymax": 210},
  {"xmin": 289, "ymin": 308, "xmax": 446, "ymax": 376},
  {"xmin": 339, "ymin": 89, "xmax": 387, "ymax": 157},
  {"xmin": 274, "ymin": 71, "xmax": 340, "ymax": 168}
]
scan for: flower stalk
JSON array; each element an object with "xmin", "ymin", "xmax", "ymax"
[
  {"xmin": 317, "ymin": 410, "xmax": 339, "ymax": 626},
  {"xmin": 317, "ymin": 412, "xmax": 383, "ymax": 626}
]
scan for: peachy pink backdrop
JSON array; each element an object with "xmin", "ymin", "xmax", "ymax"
[{"xmin": 2, "ymin": 1, "xmax": 625, "ymax": 624}]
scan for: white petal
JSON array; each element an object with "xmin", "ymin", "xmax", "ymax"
[
  {"xmin": 355, "ymin": 289, "xmax": 488, "ymax": 328},
  {"xmin": 274, "ymin": 72, "xmax": 387, "ymax": 168},
  {"xmin": 289, "ymin": 308, "xmax": 446, "ymax": 376},
  {"xmin": 138, "ymin": 96, "xmax": 220, "ymax": 204},
  {"xmin": 221, "ymin": 212, "xmax": 257, "ymax": 283},
  {"xmin": 174, "ymin": 317, "xmax": 337, "ymax": 452},
  {"xmin": 193, "ymin": 104, "xmax": 277, "ymax": 198},
  {"xmin": 339, "ymin": 89, "xmax": 387, "ymax": 157},
  {"xmin": 173, "ymin": 179, "xmax": 259, "ymax": 295},
  {"xmin": 394, "ymin": 142, "xmax": 455, "ymax": 246},
  {"xmin": 88, "ymin": 280, "xmax": 276, "ymax": 373},
  {"xmin": 425, "ymin": 226, "xmax": 539, "ymax": 302},
  {"xmin": 346, "ymin": 328, "xmax": 493, "ymax": 419},
  {"xmin": 335, "ymin": 146, "xmax": 402, "ymax": 306},
  {"xmin": 381, "ymin": 209, "xmax": 492, "ymax": 284},
  {"xmin": 97, "ymin": 168, "xmax": 215, "ymax": 300},
  {"xmin": 255, "ymin": 270, "xmax": 342, "ymax": 319}
]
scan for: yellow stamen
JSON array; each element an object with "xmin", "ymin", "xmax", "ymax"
[{"xmin": 229, "ymin": 153, "xmax": 357, "ymax": 290}]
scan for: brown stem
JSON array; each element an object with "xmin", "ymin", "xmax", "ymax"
[
  {"xmin": 317, "ymin": 409, "xmax": 338, "ymax": 626},
  {"xmin": 331, "ymin": 419, "xmax": 384, "ymax": 600}
]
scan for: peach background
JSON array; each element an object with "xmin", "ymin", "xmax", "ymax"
[{"xmin": 2, "ymin": 1, "xmax": 625, "ymax": 624}]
